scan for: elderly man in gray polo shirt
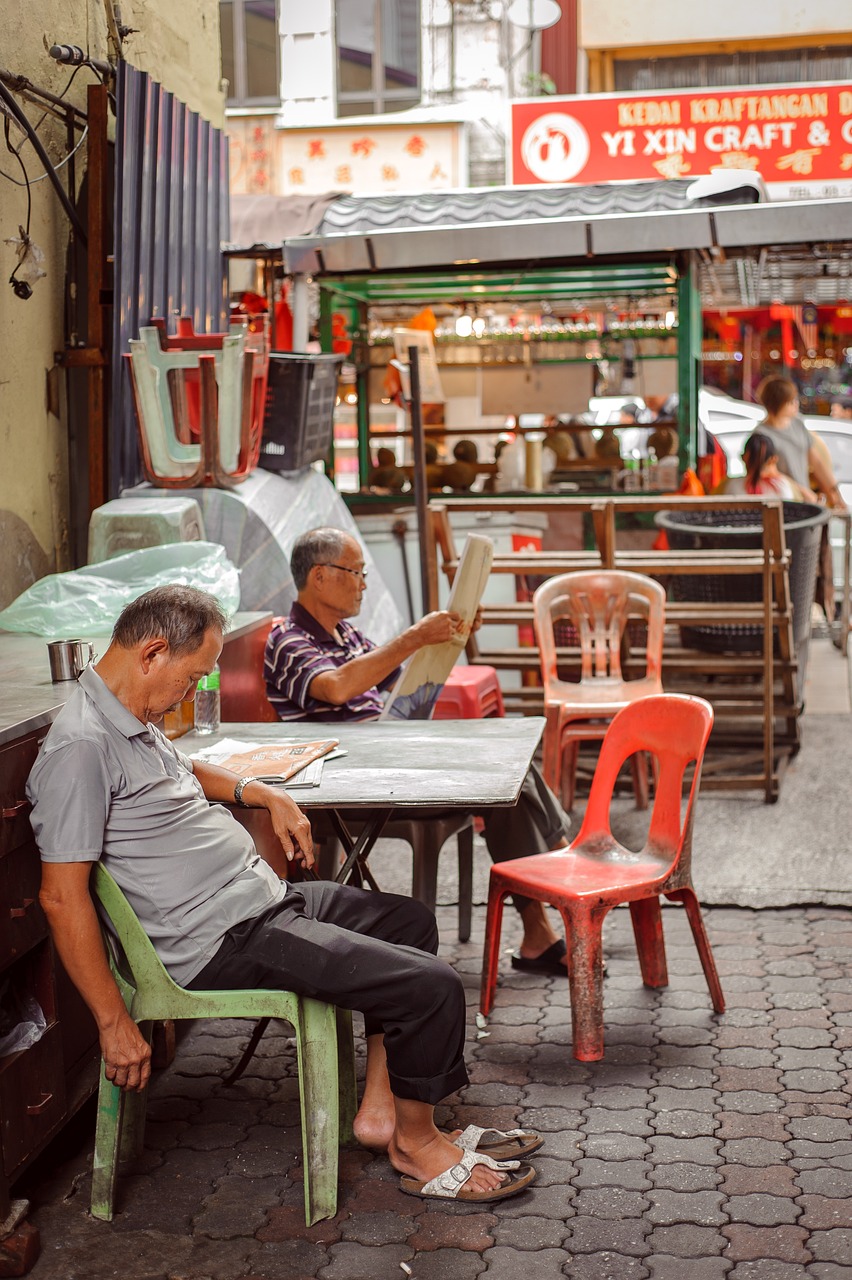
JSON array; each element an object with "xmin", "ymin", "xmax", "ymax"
[{"xmin": 28, "ymin": 585, "xmax": 536, "ymax": 1205}]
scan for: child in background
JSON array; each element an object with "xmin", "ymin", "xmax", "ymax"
[{"xmin": 742, "ymin": 433, "xmax": 817, "ymax": 501}]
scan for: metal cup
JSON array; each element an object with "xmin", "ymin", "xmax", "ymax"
[{"xmin": 47, "ymin": 639, "xmax": 95, "ymax": 682}]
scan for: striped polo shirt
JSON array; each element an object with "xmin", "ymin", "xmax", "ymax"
[{"xmin": 264, "ymin": 601, "xmax": 400, "ymax": 723}]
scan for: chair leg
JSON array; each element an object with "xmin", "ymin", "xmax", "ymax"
[
  {"xmin": 667, "ymin": 889, "xmax": 726, "ymax": 1014},
  {"xmin": 629, "ymin": 898, "xmax": 668, "ymax": 989},
  {"xmin": 335, "ymin": 1007, "xmax": 357, "ymax": 1144},
  {"xmin": 91, "ymin": 1068, "xmax": 127, "ymax": 1221},
  {"xmin": 294, "ymin": 997, "xmax": 342, "ymax": 1225},
  {"xmin": 561, "ymin": 906, "xmax": 608, "ymax": 1061},
  {"xmin": 480, "ymin": 881, "xmax": 507, "ymax": 1017},
  {"xmin": 630, "ymin": 752, "xmax": 651, "ymax": 811},
  {"xmin": 561, "ymin": 739, "xmax": 579, "ymax": 812},
  {"xmin": 457, "ymin": 824, "xmax": 474, "ymax": 943},
  {"xmin": 410, "ymin": 828, "xmax": 439, "ymax": 916}
]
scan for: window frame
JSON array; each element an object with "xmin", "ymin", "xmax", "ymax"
[
  {"xmin": 335, "ymin": 0, "xmax": 421, "ymax": 118},
  {"xmin": 221, "ymin": 0, "xmax": 281, "ymax": 109}
]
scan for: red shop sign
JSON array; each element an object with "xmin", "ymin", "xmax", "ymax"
[{"xmin": 511, "ymin": 83, "xmax": 852, "ymax": 187}]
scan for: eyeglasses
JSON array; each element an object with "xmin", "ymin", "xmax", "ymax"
[{"xmin": 320, "ymin": 563, "xmax": 368, "ymax": 581}]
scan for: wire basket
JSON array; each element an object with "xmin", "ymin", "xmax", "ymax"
[{"xmin": 655, "ymin": 501, "xmax": 828, "ymax": 655}]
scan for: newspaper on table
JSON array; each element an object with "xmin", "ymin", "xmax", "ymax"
[{"xmin": 191, "ymin": 737, "xmax": 339, "ymax": 787}]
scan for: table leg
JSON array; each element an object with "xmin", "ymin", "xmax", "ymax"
[{"xmin": 329, "ymin": 809, "xmax": 393, "ymax": 889}]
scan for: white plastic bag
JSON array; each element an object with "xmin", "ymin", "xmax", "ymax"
[{"xmin": 0, "ymin": 542, "xmax": 241, "ymax": 637}]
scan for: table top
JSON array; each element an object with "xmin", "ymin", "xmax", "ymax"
[
  {"xmin": 0, "ymin": 614, "xmax": 271, "ymax": 749},
  {"xmin": 182, "ymin": 718, "xmax": 545, "ymax": 810}
]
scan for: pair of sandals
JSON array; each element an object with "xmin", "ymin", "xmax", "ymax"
[{"xmin": 399, "ymin": 1124, "xmax": 542, "ymax": 1204}]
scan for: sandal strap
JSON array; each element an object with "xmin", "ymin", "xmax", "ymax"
[
  {"xmin": 419, "ymin": 1149, "xmax": 519, "ymax": 1198},
  {"xmin": 454, "ymin": 1124, "xmax": 529, "ymax": 1151}
]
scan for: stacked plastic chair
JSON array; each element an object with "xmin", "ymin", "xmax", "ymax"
[{"xmin": 126, "ymin": 316, "xmax": 270, "ymax": 488}]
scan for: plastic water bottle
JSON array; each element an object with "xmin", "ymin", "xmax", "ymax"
[{"xmin": 194, "ymin": 665, "xmax": 221, "ymax": 734}]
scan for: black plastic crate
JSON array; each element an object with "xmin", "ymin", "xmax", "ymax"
[{"xmin": 259, "ymin": 353, "xmax": 344, "ymax": 473}]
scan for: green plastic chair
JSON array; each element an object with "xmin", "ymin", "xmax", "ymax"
[{"xmin": 89, "ymin": 862, "xmax": 357, "ymax": 1225}]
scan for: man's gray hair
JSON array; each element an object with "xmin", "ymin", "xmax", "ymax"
[
  {"xmin": 112, "ymin": 586, "xmax": 229, "ymax": 655},
  {"xmin": 290, "ymin": 527, "xmax": 350, "ymax": 590}
]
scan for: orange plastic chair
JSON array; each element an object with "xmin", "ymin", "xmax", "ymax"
[
  {"xmin": 480, "ymin": 693, "xmax": 725, "ymax": 1061},
  {"xmin": 533, "ymin": 570, "xmax": 665, "ymax": 811}
]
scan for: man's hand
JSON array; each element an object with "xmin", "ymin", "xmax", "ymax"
[
  {"xmin": 409, "ymin": 610, "xmax": 467, "ymax": 647},
  {"xmin": 262, "ymin": 787, "xmax": 315, "ymax": 868},
  {"xmin": 100, "ymin": 1010, "xmax": 152, "ymax": 1093}
]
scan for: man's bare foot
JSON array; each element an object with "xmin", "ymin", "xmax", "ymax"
[
  {"xmin": 389, "ymin": 1128, "xmax": 508, "ymax": 1194},
  {"xmin": 352, "ymin": 1102, "xmax": 395, "ymax": 1151}
]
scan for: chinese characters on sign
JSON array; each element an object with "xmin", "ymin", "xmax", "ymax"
[
  {"xmin": 277, "ymin": 123, "xmax": 461, "ymax": 194},
  {"xmin": 511, "ymin": 84, "xmax": 852, "ymax": 199},
  {"xmin": 228, "ymin": 122, "xmax": 275, "ymax": 195}
]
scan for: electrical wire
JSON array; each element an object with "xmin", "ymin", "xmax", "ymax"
[
  {"xmin": 3, "ymin": 113, "xmax": 31, "ymax": 235},
  {"xmin": 0, "ymin": 123, "xmax": 88, "ymax": 186}
]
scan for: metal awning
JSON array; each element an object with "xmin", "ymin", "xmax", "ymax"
[{"xmin": 285, "ymin": 197, "xmax": 852, "ymax": 308}]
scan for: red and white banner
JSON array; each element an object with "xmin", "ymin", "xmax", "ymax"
[{"xmin": 511, "ymin": 83, "xmax": 852, "ymax": 199}]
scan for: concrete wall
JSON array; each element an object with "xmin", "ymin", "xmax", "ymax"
[
  {"xmin": 0, "ymin": 0, "xmax": 224, "ymax": 609},
  {"xmin": 580, "ymin": 1, "xmax": 852, "ymax": 50}
]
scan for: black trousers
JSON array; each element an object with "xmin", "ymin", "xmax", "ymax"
[
  {"xmin": 480, "ymin": 763, "xmax": 569, "ymax": 913},
  {"xmin": 188, "ymin": 881, "xmax": 469, "ymax": 1105}
]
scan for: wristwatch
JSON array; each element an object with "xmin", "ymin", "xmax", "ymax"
[{"xmin": 233, "ymin": 776, "xmax": 255, "ymax": 808}]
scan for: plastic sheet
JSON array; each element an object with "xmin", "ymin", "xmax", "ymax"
[
  {"xmin": 0, "ymin": 986, "xmax": 47, "ymax": 1057},
  {"xmin": 128, "ymin": 468, "xmax": 405, "ymax": 643},
  {"xmin": 0, "ymin": 542, "xmax": 241, "ymax": 637}
]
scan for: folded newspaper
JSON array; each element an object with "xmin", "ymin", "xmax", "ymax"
[{"xmin": 191, "ymin": 737, "xmax": 339, "ymax": 785}]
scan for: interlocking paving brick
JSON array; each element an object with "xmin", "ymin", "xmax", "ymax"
[
  {"xmin": 803, "ymin": 1229, "xmax": 852, "ymax": 1263},
  {"xmin": 651, "ymin": 1086, "xmax": 719, "ymax": 1112},
  {"xmin": 582, "ymin": 1132, "xmax": 650, "ymax": 1161},
  {"xmin": 787, "ymin": 1117, "xmax": 851, "ymax": 1142},
  {"xmin": 808, "ymin": 1266, "xmax": 852, "ymax": 1280},
  {"xmin": 795, "ymin": 1168, "xmax": 852, "ymax": 1197},
  {"xmin": 727, "ymin": 1262, "xmax": 810, "ymax": 1279},
  {"xmin": 654, "ymin": 1045, "xmax": 719, "ymax": 1068},
  {"xmin": 716, "ymin": 1112, "xmax": 790, "ymax": 1141},
  {"xmin": 781, "ymin": 1069, "xmax": 849, "ymax": 1093},
  {"xmin": 584, "ymin": 1086, "xmax": 654, "ymax": 1110},
  {"xmin": 247, "ymin": 1238, "xmax": 333, "ymax": 1279},
  {"xmin": 652, "ymin": 1110, "xmax": 720, "ymax": 1139},
  {"xmin": 718, "ymin": 1165, "xmax": 800, "ymax": 1197},
  {"xmin": 776, "ymin": 1048, "xmax": 846, "ymax": 1071},
  {"xmin": 647, "ymin": 1258, "xmax": 732, "ymax": 1279},
  {"xmin": 646, "ymin": 1190, "xmax": 728, "ymax": 1226},
  {"xmin": 653, "ymin": 1066, "xmax": 718, "ymax": 1089},
  {"xmin": 797, "ymin": 1196, "xmax": 852, "ymax": 1229},
  {"xmin": 649, "ymin": 1135, "xmax": 723, "ymax": 1166},
  {"xmin": 491, "ymin": 1214, "xmax": 569, "ymax": 1250},
  {"xmin": 317, "ymin": 1241, "xmax": 414, "ymax": 1278},
  {"xmin": 397, "ymin": 1248, "xmax": 487, "ymax": 1280},
  {"xmin": 722, "ymin": 1224, "xmax": 811, "ymax": 1263},
  {"xmin": 566, "ymin": 1215, "xmax": 651, "ymax": 1256},
  {"xmin": 521, "ymin": 1107, "xmax": 585, "ymax": 1136},
  {"xmin": 770, "ymin": 1009, "xmax": 832, "ymax": 1030},
  {"xmin": 789, "ymin": 1140, "xmax": 852, "ymax": 1162},
  {"xmin": 572, "ymin": 1159, "xmax": 653, "ymax": 1191},
  {"xmin": 407, "ymin": 1210, "xmax": 496, "ymax": 1251},
  {"xmin": 715, "ymin": 1048, "xmax": 778, "ymax": 1068},
  {"xmin": 192, "ymin": 1174, "xmax": 288, "ymax": 1239},
  {"xmin": 725, "ymin": 1194, "xmax": 801, "ymax": 1225},
  {"xmin": 480, "ymin": 1246, "xmax": 570, "ymax": 1278},
  {"xmin": 566, "ymin": 1253, "xmax": 650, "ymax": 1279},
  {"xmin": 493, "ymin": 1182, "xmax": 577, "ymax": 1219},
  {"xmin": 338, "ymin": 1210, "xmax": 417, "ymax": 1246},
  {"xmin": 523, "ymin": 1156, "xmax": 579, "ymax": 1187},
  {"xmin": 715, "ymin": 1067, "xmax": 783, "ymax": 1093},
  {"xmin": 522, "ymin": 1084, "xmax": 591, "ymax": 1109},
  {"xmin": 257, "ymin": 1205, "xmax": 342, "ymax": 1244},
  {"xmin": 720, "ymin": 1138, "xmax": 792, "ymax": 1166},
  {"xmin": 650, "ymin": 1163, "xmax": 722, "ymax": 1192},
  {"xmin": 583, "ymin": 1108, "xmax": 653, "ymax": 1137},
  {"xmin": 647, "ymin": 1225, "xmax": 728, "ymax": 1258},
  {"xmin": 571, "ymin": 1187, "xmax": 650, "ymax": 1220},
  {"xmin": 714, "ymin": 1028, "xmax": 778, "ymax": 1050},
  {"xmin": 773, "ymin": 1027, "xmax": 835, "ymax": 1048}
]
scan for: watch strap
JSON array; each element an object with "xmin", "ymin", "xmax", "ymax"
[{"xmin": 234, "ymin": 775, "xmax": 255, "ymax": 808}]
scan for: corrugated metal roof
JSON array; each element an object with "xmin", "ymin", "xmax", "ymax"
[{"xmin": 314, "ymin": 180, "xmax": 699, "ymax": 236}]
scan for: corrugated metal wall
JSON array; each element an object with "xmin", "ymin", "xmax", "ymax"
[{"xmin": 110, "ymin": 62, "xmax": 230, "ymax": 495}]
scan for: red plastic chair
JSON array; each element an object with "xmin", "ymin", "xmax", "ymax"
[
  {"xmin": 480, "ymin": 694, "xmax": 725, "ymax": 1061},
  {"xmin": 534, "ymin": 570, "xmax": 665, "ymax": 811}
]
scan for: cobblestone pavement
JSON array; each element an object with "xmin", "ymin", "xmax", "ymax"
[{"xmin": 20, "ymin": 900, "xmax": 852, "ymax": 1280}]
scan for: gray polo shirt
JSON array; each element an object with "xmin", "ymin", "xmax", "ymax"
[{"xmin": 27, "ymin": 665, "xmax": 286, "ymax": 985}]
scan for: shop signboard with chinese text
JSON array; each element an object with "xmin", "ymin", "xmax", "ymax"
[
  {"xmin": 511, "ymin": 83, "xmax": 852, "ymax": 200},
  {"xmin": 279, "ymin": 123, "xmax": 462, "ymax": 195}
]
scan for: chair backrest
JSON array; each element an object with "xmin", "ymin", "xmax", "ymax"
[
  {"xmin": 533, "ymin": 570, "xmax": 666, "ymax": 698},
  {"xmin": 576, "ymin": 694, "xmax": 714, "ymax": 880},
  {"xmin": 91, "ymin": 862, "xmax": 187, "ymax": 1010}
]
